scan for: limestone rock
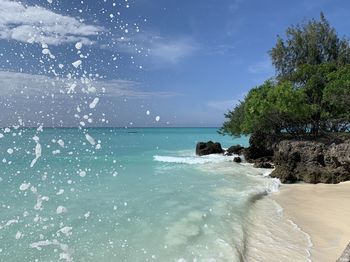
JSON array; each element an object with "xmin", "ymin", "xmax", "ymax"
[{"xmin": 271, "ymin": 140, "xmax": 350, "ymax": 184}]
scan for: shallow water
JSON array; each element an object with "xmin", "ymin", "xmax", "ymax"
[{"xmin": 0, "ymin": 127, "xmax": 310, "ymax": 261}]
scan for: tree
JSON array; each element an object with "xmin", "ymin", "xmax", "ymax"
[
  {"xmin": 220, "ymin": 81, "xmax": 311, "ymax": 137},
  {"xmin": 221, "ymin": 13, "xmax": 350, "ymax": 139},
  {"xmin": 323, "ymin": 65, "xmax": 350, "ymax": 132},
  {"xmin": 219, "ymin": 101, "xmax": 245, "ymax": 137},
  {"xmin": 270, "ymin": 13, "xmax": 350, "ymax": 80},
  {"xmin": 289, "ymin": 63, "xmax": 337, "ymax": 135}
]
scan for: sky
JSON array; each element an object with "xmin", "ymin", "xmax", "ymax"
[{"xmin": 1, "ymin": 0, "xmax": 350, "ymax": 127}]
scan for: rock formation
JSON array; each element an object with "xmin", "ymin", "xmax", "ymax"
[
  {"xmin": 270, "ymin": 140, "xmax": 350, "ymax": 184},
  {"xmin": 233, "ymin": 156, "xmax": 242, "ymax": 163},
  {"xmin": 225, "ymin": 145, "xmax": 244, "ymax": 156},
  {"xmin": 196, "ymin": 141, "xmax": 224, "ymax": 156},
  {"xmin": 243, "ymin": 131, "xmax": 275, "ymax": 162}
]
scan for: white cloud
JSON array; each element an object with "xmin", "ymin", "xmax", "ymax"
[
  {"xmin": 100, "ymin": 79, "xmax": 179, "ymax": 98},
  {"xmin": 0, "ymin": 71, "xmax": 178, "ymax": 98},
  {"xmin": 150, "ymin": 37, "xmax": 197, "ymax": 64},
  {"xmin": 0, "ymin": 70, "xmax": 180, "ymax": 127},
  {"xmin": 104, "ymin": 32, "xmax": 198, "ymax": 67},
  {"xmin": 0, "ymin": 0, "xmax": 103, "ymax": 45}
]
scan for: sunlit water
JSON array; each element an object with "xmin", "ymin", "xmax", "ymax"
[{"xmin": 0, "ymin": 128, "xmax": 311, "ymax": 261}]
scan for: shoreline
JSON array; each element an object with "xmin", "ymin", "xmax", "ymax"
[{"xmin": 270, "ymin": 181, "xmax": 350, "ymax": 261}]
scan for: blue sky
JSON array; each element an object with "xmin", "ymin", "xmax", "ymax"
[{"xmin": 0, "ymin": 0, "xmax": 350, "ymax": 127}]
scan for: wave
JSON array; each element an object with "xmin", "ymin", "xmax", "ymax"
[
  {"xmin": 244, "ymin": 197, "xmax": 313, "ymax": 262},
  {"xmin": 153, "ymin": 154, "xmax": 239, "ymax": 165},
  {"xmin": 153, "ymin": 151, "xmax": 311, "ymax": 261}
]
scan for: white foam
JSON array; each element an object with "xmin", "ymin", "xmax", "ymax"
[
  {"xmin": 153, "ymin": 154, "xmax": 235, "ymax": 165},
  {"xmin": 261, "ymin": 169, "xmax": 274, "ymax": 177},
  {"xmin": 265, "ymin": 178, "xmax": 281, "ymax": 193},
  {"xmin": 287, "ymin": 219, "xmax": 313, "ymax": 262},
  {"xmin": 0, "ymin": 219, "xmax": 18, "ymax": 230},
  {"xmin": 30, "ymin": 239, "xmax": 72, "ymax": 262},
  {"xmin": 245, "ymin": 197, "xmax": 312, "ymax": 262},
  {"xmin": 30, "ymin": 240, "xmax": 53, "ymax": 250},
  {"xmin": 165, "ymin": 211, "xmax": 204, "ymax": 246}
]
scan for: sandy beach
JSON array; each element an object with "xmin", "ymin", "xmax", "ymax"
[{"xmin": 272, "ymin": 182, "xmax": 350, "ymax": 261}]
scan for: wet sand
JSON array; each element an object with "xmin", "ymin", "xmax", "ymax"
[{"xmin": 272, "ymin": 182, "xmax": 350, "ymax": 261}]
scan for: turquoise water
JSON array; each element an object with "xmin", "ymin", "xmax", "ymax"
[{"xmin": 0, "ymin": 128, "xmax": 308, "ymax": 261}]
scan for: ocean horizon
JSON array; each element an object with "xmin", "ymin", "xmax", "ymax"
[{"xmin": 0, "ymin": 127, "xmax": 311, "ymax": 261}]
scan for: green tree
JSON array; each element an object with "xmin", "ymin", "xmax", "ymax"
[
  {"xmin": 240, "ymin": 81, "xmax": 274, "ymax": 134},
  {"xmin": 220, "ymin": 81, "xmax": 311, "ymax": 137},
  {"xmin": 221, "ymin": 13, "xmax": 350, "ymax": 140},
  {"xmin": 289, "ymin": 63, "xmax": 337, "ymax": 135},
  {"xmin": 219, "ymin": 101, "xmax": 245, "ymax": 137},
  {"xmin": 323, "ymin": 65, "xmax": 350, "ymax": 132},
  {"xmin": 270, "ymin": 13, "xmax": 350, "ymax": 80}
]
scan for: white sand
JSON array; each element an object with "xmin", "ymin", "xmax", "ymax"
[{"xmin": 272, "ymin": 182, "xmax": 350, "ymax": 261}]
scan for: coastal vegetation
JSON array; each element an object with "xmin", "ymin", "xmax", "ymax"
[{"xmin": 220, "ymin": 13, "xmax": 350, "ymax": 139}]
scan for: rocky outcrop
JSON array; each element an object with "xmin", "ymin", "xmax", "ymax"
[
  {"xmin": 233, "ymin": 157, "xmax": 242, "ymax": 163},
  {"xmin": 225, "ymin": 145, "xmax": 244, "ymax": 156},
  {"xmin": 253, "ymin": 158, "xmax": 274, "ymax": 169},
  {"xmin": 243, "ymin": 131, "xmax": 275, "ymax": 162},
  {"xmin": 195, "ymin": 134, "xmax": 350, "ymax": 183},
  {"xmin": 271, "ymin": 140, "xmax": 350, "ymax": 184},
  {"xmin": 196, "ymin": 141, "xmax": 224, "ymax": 156}
]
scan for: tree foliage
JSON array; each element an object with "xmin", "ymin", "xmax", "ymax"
[
  {"xmin": 323, "ymin": 65, "xmax": 350, "ymax": 132},
  {"xmin": 270, "ymin": 12, "xmax": 350, "ymax": 80},
  {"xmin": 221, "ymin": 13, "xmax": 350, "ymax": 138},
  {"xmin": 219, "ymin": 101, "xmax": 245, "ymax": 137},
  {"xmin": 220, "ymin": 80, "xmax": 312, "ymax": 137}
]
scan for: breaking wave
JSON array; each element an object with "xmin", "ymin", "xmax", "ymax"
[{"xmin": 153, "ymin": 154, "xmax": 239, "ymax": 165}]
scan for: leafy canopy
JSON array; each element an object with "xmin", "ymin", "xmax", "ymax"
[
  {"xmin": 221, "ymin": 13, "xmax": 350, "ymax": 138},
  {"xmin": 270, "ymin": 12, "xmax": 350, "ymax": 80}
]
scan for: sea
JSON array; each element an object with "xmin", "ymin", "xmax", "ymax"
[{"xmin": 0, "ymin": 127, "xmax": 312, "ymax": 261}]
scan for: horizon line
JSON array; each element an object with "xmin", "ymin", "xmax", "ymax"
[{"xmin": 1, "ymin": 126, "xmax": 221, "ymax": 129}]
